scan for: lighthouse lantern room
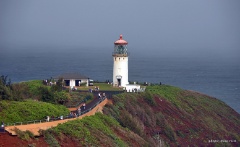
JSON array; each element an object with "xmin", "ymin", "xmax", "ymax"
[{"xmin": 112, "ymin": 35, "xmax": 129, "ymax": 87}]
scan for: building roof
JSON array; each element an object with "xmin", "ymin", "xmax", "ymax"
[
  {"xmin": 114, "ymin": 34, "xmax": 128, "ymax": 45},
  {"xmin": 55, "ymin": 73, "xmax": 89, "ymax": 79}
]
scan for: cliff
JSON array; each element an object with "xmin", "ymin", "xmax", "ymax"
[
  {"xmin": 103, "ymin": 85, "xmax": 240, "ymax": 146},
  {"xmin": 0, "ymin": 85, "xmax": 239, "ymax": 146}
]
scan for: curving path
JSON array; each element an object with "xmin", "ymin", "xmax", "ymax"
[{"xmin": 5, "ymin": 98, "xmax": 112, "ymax": 136}]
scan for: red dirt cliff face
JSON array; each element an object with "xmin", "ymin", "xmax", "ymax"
[
  {"xmin": 150, "ymin": 96, "xmax": 239, "ymax": 146},
  {"xmin": 0, "ymin": 133, "xmax": 48, "ymax": 147},
  {"xmin": 104, "ymin": 89, "xmax": 240, "ymax": 147},
  {"xmin": 1, "ymin": 88, "xmax": 239, "ymax": 146}
]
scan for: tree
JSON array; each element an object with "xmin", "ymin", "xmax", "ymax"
[
  {"xmin": 51, "ymin": 78, "xmax": 64, "ymax": 92},
  {"xmin": 0, "ymin": 75, "xmax": 11, "ymax": 86},
  {"xmin": 40, "ymin": 86, "xmax": 54, "ymax": 103},
  {"xmin": 0, "ymin": 75, "xmax": 13, "ymax": 100},
  {"xmin": 53, "ymin": 91, "xmax": 70, "ymax": 104}
]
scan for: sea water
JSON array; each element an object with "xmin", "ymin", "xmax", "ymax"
[{"xmin": 0, "ymin": 47, "xmax": 239, "ymax": 113}]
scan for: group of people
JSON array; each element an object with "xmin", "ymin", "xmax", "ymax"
[
  {"xmin": 46, "ymin": 115, "xmax": 64, "ymax": 122},
  {"xmin": 69, "ymin": 112, "xmax": 78, "ymax": 118},
  {"xmin": 68, "ymin": 102, "xmax": 86, "ymax": 118},
  {"xmin": 43, "ymin": 79, "xmax": 56, "ymax": 86},
  {"xmin": 45, "ymin": 102, "xmax": 87, "ymax": 122},
  {"xmin": 95, "ymin": 86, "xmax": 100, "ymax": 91},
  {"xmin": 71, "ymin": 86, "xmax": 78, "ymax": 91},
  {"xmin": 44, "ymin": 88, "xmax": 109, "ymax": 123},
  {"xmin": 88, "ymin": 86, "xmax": 100, "ymax": 93},
  {"xmin": 98, "ymin": 92, "xmax": 106, "ymax": 99}
]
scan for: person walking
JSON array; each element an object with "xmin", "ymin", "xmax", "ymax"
[
  {"xmin": 0, "ymin": 121, "xmax": 4, "ymax": 132},
  {"xmin": 1, "ymin": 121, "xmax": 4, "ymax": 128},
  {"xmin": 83, "ymin": 103, "xmax": 86, "ymax": 110},
  {"xmin": 78, "ymin": 107, "xmax": 81, "ymax": 116},
  {"xmin": 46, "ymin": 116, "xmax": 50, "ymax": 122},
  {"xmin": 103, "ymin": 93, "xmax": 106, "ymax": 99},
  {"xmin": 98, "ymin": 93, "xmax": 101, "ymax": 99}
]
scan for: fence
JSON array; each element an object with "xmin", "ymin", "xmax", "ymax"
[
  {"xmin": 4, "ymin": 97, "xmax": 106, "ymax": 127},
  {"xmin": 4, "ymin": 90, "xmax": 124, "ymax": 127}
]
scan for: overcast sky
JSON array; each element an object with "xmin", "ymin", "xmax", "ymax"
[{"xmin": 0, "ymin": 0, "xmax": 239, "ymax": 58}]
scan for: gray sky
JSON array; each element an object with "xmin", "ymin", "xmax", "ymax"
[{"xmin": 0, "ymin": 0, "xmax": 239, "ymax": 58}]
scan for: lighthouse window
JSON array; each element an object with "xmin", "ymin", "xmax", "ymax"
[
  {"xmin": 123, "ymin": 58, "xmax": 124, "ymax": 60},
  {"xmin": 115, "ymin": 57, "xmax": 116, "ymax": 61},
  {"xmin": 119, "ymin": 58, "xmax": 120, "ymax": 60}
]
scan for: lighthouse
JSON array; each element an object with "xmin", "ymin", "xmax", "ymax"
[{"xmin": 112, "ymin": 34, "xmax": 129, "ymax": 87}]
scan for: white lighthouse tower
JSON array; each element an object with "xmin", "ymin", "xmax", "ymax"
[{"xmin": 112, "ymin": 34, "xmax": 129, "ymax": 87}]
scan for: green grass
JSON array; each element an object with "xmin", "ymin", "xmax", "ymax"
[
  {"xmin": 0, "ymin": 100, "xmax": 69, "ymax": 124},
  {"xmin": 22, "ymin": 80, "xmax": 45, "ymax": 96},
  {"xmin": 146, "ymin": 85, "xmax": 183, "ymax": 108},
  {"xmin": 47, "ymin": 113, "xmax": 128, "ymax": 146}
]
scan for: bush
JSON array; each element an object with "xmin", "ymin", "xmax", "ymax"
[
  {"xmin": 119, "ymin": 110, "xmax": 144, "ymax": 136},
  {"xmin": 15, "ymin": 128, "xmax": 34, "ymax": 141},
  {"xmin": 24, "ymin": 80, "xmax": 43, "ymax": 96},
  {"xmin": 163, "ymin": 125, "xmax": 176, "ymax": 142},
  {"xmin": 44, "ymin": 113, "xmax": 129, "ymax": 146},
  {"xmin": 44, "ymin": 132, "xmax": 60, "ymax": 147},
  {"xmin": 0, "ymin": 75, "xmax": 13, "ymax": 100},
  {"xmin": 0, "ymin": 100, "xmax": 69, "ymax": 123},
  {"xmin": 39, "ymin": 86, "xmax": 53, "ymax": 102},
  {"xmin": 143, "ymin": 91, "xmax": 156, "ymax": 106}
]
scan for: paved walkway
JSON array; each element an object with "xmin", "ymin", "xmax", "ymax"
[{"xmin": 5, "ymin": 98, "xmax": 111, "ymax": 136}]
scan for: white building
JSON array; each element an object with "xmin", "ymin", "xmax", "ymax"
[
  {"xmin": 55, "ymin": 73, "xmax": 90, "ymax": 87},
  {"xmin": 125, "ymin": 84, "xmax": 141, "ymax": 92},
  {"xmin": 112, "ymin": 35, "xmax": 129, "ymax": 87}
]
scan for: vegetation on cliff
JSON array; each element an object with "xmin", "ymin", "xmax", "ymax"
[
  {"xmin": 42, "ymin": 113, "xmax": 148, "ymax": 147},
  {"xmin": 1, "ymin": 75, "xmax": 239, "ymax": 146},
  {"xmin": 39, "ymin": 85, "xmax": 239, "ymax": 146},
  {"xmin": 0, "ymin": 76, "xmax": 70, "ymax": 104},
  {"xmin": 103, "ymin": 85, "xmax": 240, "ymax": 146},
  {"xmin": 0, "ymin": 100, "xmax": 69, "ymax": 123}
]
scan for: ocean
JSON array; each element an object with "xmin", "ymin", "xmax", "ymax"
[{"xmin": 0, "ymin": 47, "xmax": 239, "ymax": 113}]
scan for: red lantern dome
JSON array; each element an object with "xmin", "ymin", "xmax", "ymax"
[{"xmin": 114, "ymin": 34, "xmax": 128, "ymax": 45}]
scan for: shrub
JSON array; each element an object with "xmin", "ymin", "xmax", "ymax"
[
  {"xmin": 40, "ymin": 86, "xmax": 54, "ymax": 103},
  {"xmin": 163, "ymin": 125, "xmax": 176, "ymax": 142},
  {"xmin": 44, "ymin": 132, "xmax": 60, "ymax": 147},
  {"xmin": 119, "ymin": 110, "xmax": 144, "ymax": 136},
  {"xmin": 24, "ymin": 80, "xmax": 43, "ymax": 96},
  {"xmin": 44, "ymin": 113, "xmax": 130, "ymax": 146},
  {"xmin": 0, "ymin": 100, "xmax": 69, "ymax": 123},
  {"xmin": 176, "ymin": 130, "xmax": 185, "ymax": 138},
  {"xmin": 15, "ymin": 128, "xmax": 34, "ymax": 141},
  {"xmin": 143, "ymin": 91, "xmax": 156, "ymax": 106}
]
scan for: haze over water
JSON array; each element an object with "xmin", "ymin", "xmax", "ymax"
[{"xmin": 0, "ymin": 48, "xmax": 239, "ymax": 113}]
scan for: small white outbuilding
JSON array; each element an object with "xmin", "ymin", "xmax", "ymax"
[
  {"xmin": 55, "ymin": 73, "xmax": 90, "ymax": 88},
  {"xmin": 125, "ymin": 84, "xmax": 141, "ymax": 92}
]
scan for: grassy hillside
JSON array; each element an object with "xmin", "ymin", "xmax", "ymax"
[
  {"xmin": 1, "ymin": 84, "xmax": 239, "ymax": 146},
  {"xmin": 42, "ymin": 113, "xmax": 149, "ymax": 147},
  {"xmin": 40, "ymin": 85, "xmax": 239, "ymax": 146},
  {"xmin": 0, "ymin": 100, "xmax": 69, "ymax": 124},
  {"xmin": 103, "ymin": 85, "xmax": 240, "ymax": 146}
]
